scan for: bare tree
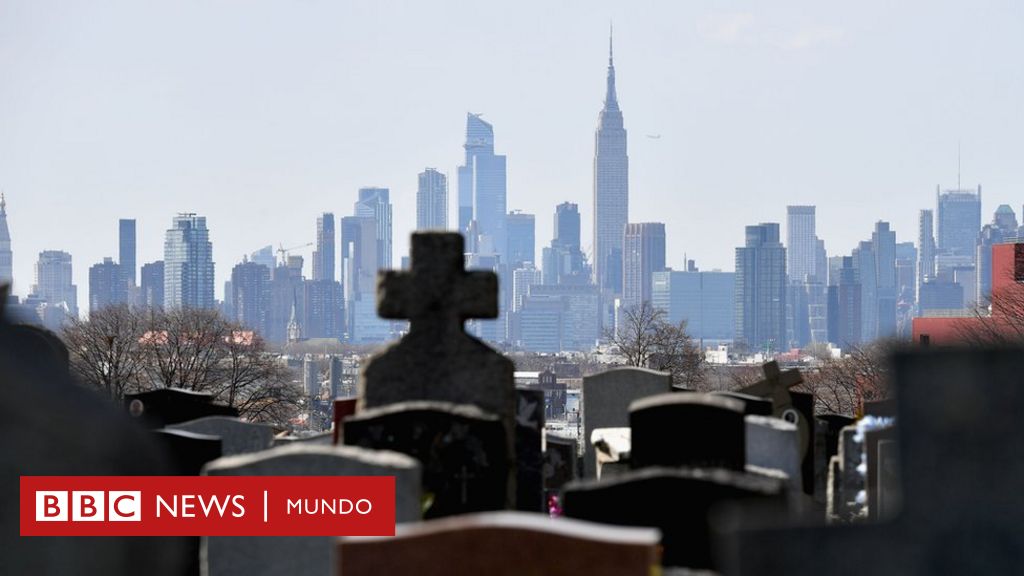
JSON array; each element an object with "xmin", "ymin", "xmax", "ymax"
[
  {"xmin": 609, "ymin": 302, "xmax": 705, "ymax": 387},
  {"xmin": 954, "ymin": 268, "xmax": 1024, "ymax": 345},
  {"xmin": 799, "ymin": 341, "xmax": 894, "ymax": 416},
  {"xmin": 63, "ymin": 304, "xmax": 146, "ymax": 399},
  {"xmin": 138, "ymin": 307, "xmax": 231, "ymax": 392}
]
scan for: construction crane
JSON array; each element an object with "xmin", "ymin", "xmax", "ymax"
[{"xmin": 276, "ymin": 242, "xmax": 313, "ymax": 265}]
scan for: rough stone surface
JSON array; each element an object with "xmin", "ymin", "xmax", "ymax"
[
  {"xmin": 337, "ymin": 512, "xmax": 660, "ymax": 576},
  {"xmin": 344, "ymin": 400, "xmax": 508, "ymax": 518},
  {"xmin": 582, "ymin": 366, "xmax": 671, "ymax": 477},
  {"xmin": 543, "ymin": 434, "xmax": 577, "ymax": 491},
  {"xmin": 745, "ymin": 415, "xmax": 801, "ymax": 491},
  {"xmin": 168, "ymin": 416, "xmax": 275, "ymax": 456},
  {"xmin": 629, "ymin": 393, "xmax": 746, "ymax": 471},
  {"xmin": 718, "ymin": 348, "xmax": 1024, "ymax": 575},
  {"xmin": 515, "ymin": 387, "xmax": 545, "ymax": 512},
  {"xmin": 202, "ymin": 444, "xmax": 421, "ymax": 576}
]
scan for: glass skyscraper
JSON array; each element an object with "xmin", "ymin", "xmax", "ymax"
[
  {"xmin": 735, "ymin": 223, "xmax": 786, "ymax": 354},
  {"xmin": 163, "ymin": 213, "xmax": 214, "ymax": 309},
  {"xmin": 457, "ymin": 114, "xmax": 507, "ymax": 256},
  {"xmin": 312, "ymin": 212, "xmax": 335, "ymax": 282},
  {"xmin": 593, "ymin": 33, "xmax": 628, "ymax": 296},
  {"xmin": 622, "ymin": 222, "xmax": 666, "ymax": 310},
  {"xmin": 417, "ymin": 168, "xmax": 448, "ymax": 231},
  {"xmin": 355, "ymin": 187, "xmax": 393, "ymax": 270},
  {"xmin": 119, "ymin": 219, "xmax": 136, "ymax": 287}
]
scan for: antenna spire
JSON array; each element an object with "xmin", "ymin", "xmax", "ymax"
[{"xmin": 609, "ymin": 22, "xmax": 614, "ymax": 65}]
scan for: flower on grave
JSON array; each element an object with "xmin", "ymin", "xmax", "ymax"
[{"xmin": 547, "ymin": 494, "xmax": 562, "ymax": 517}]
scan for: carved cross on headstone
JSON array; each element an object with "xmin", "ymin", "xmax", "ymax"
[
  {"xmin": 739, "ymin": 360, "xmax": 809, "ymax": 454},
  {"xmin": 377, "ymin": 233, "xmax": 497, "ymax": 334}
]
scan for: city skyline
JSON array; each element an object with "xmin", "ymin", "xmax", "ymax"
[{"xmin": 2, "ymin": 1, "xmax": 1023, "ymax": 316}]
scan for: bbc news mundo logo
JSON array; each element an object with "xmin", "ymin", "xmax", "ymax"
[{"xmin": 21, "ymin": 476, "xmax": 394, "ymax": 537}]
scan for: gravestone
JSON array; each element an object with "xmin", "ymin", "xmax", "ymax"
[
  {"xmin": 825, "ymin": 455, "xmax": 842, "ymax": 522},
  {"xmin": 876, "ymin": 439, "xmax": 900, "ymax": 521},
  {"xmin": 582, "ymin": 366, "xmax": 671, "ymax": 477},
  {"xmin": 202, "ymin": 444, "xmax": 421, "ymax": 576},
  {"xmin": 717, "ymin": 348, "xmax": 1024, "ymax": 575},
  {"xmin": 337, "ymin": 512, "xmax": 660, "ymax": 576},
  {"xmin": 863, "ymin": 398, "xmax": 897, "ymax": 418},
  {"xmin": 563, "ymin": 466, "xmax": 787, "ymax": 569},
  {"xmin": 344, "ymin": 400, "xmax": 508, "ymax": 518},
  {"xmin": 745, "ymin": 415, "xmax": 801, "ymax": 491},
  {"xmin": 543, "ymin": 434, "xmax": 577, "ymax": 491},
  {"xmin": 332, "ymin": 397, "xmax": 358, "ymax": 444},
  {"xmin": 629, "ymin": 393, "xmax": 745, "ymax": 471},
  {"xmin": 0, "ymin": 299, "xmax": 185, "ymax": 576},
  {"xmin": 864, "ymin": 424, "xmax": 897, "ymax": 521},
  {"xmin": 167, "ymin": 416, "xmax": 275, "ymax": 456},
  {"xmin": 591, "ymin": 427, "xmax": 631, "ymax": 479},
  {"xmin": 813, "ymin": 414, "xmax": 856, "ymax": 504},
  {"xmin": 125, "ymin": 388, "xmax": 238, "ymax": 429},
  {"xmin": 153, "ymin": 429, "xmax": 222, "ymax": 475},
  {"xmin": 711, "ymin": 391, "xmax": 774, "ymax": 416},
  {"xmin": 358, "ymin": 233, "xmax": 516, "ymax": 504},
  {"xmin": 836, "ymin": 424, "xmax": 862, "ymax": 521},
  {"xmin": 515, "ymin": 387, "xmax": 545, "ymax": 512}
]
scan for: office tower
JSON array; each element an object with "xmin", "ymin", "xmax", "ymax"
[
  {"xmin": 417, "ymin": 168, "xmax": 448, "ymax": 230},
  {"xmin": 520, "ymin": 283, "xmax": 600, "ymax": 352},
  {"xmin": 895, "ymin": 242, "xmax": 917, "ymax": 336},
  {"xmin": 936, "ymin": 186, "xmax": 982, "ymax": 275},
  {"xmin": 341, "ymin": 215, "xmax": 390, "ymax": 342},
  {"xmin": 230, "ymin": 260, "xmax": 271, "ymax": 333},
  {"xmin": 872, "ymin": 221, "xmax": 897, "ymax": 338},
  {"xmin": 593, "ymin": 32, "xmax": 629, "ymax": 295},
  {"xmin": 355, "ymin": 187, "xmax": 393, "ymax": 269},
  {"xmin": 33, "ymin": 250, "xmax": 78, "ymax": 318},
  {"xmin": 917, "ymin": 209, "xmax": 936, "ymax": 306},
  {"xmin": 518, "ymin": 295, "xmax": 564, "ymax": 353},
  {"xmin": 852, "ymin": 240, "xmax": 878, "ymax": 341},
  {"xmin": 119, "ymin": 219, "xmax": 136, "ymax": 286},
  {"xmin": 977, "ymin": 205, "xmax": 1019, "ymax": 307},
  {"xmin": 786, "ymin": 206, "xmax": 817, "ymax": 283},
  {"xmin": 250, "ymin": 245, "xmax": 276, "ymax": 272},
  {"xmin": 506, "ymin": 211, "xmax": 536, "ymax": 268},
  {"xmin": 163, "ymin": 213, "xmax": 214, "ymax": 309},
  {"xmin": 512, "ymin": 264, "xmax": 544, "ymax": 313},
  {"xmin": 919, "ymin": 280, "xmax": 964, "ymax": 314},
  {"xmin": 88, "ymin": 257, "xmax": 127, "ymax": 313},
  {"xmin": 826, "ymin": 256, "xmax": 862, "ymax": 347},
  {"xmin": 0, "ymin": 194, "xmax": 11, "ymax": 287},
  {"xmin": 652, "ymin": 268, "xmax": 735, "ymax": 343},
  {"xmin": 312, "ymin": 213, "xmax": 335, "ymax": 282},
  {"xmin": 457, "ymin": 114, "xmax": 507, "ymax": 254},
  {"xmin": 734, "ymin": 223, "xmax": 786, "ymax": 354},
  {"xmin": 303, "ymin": 279, "xmax": 344, "ymax": 339},
  {"xmin": 544, "ymin": 202, "xmax": 588, "ymax": 285},
  {"xmin": 140, "ymin": 261, "xmax": 164, "ymax": 309},
  {"xmin": 622, "ymin": 223, "xmax": 666, "ymax": 310}
]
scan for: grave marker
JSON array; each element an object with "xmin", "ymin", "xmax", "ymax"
[
  {"xmin": 629, "ymin": 393, "xmax": 745, "ymax": 471},
  {"xmin": 167, "ymin": 416, "xmax": 274, "ymax": 456}
]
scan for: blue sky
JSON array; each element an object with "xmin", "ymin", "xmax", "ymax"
[{"xmin": 2, "ymin": 1, "xmax": 1022, "ymax": 312}]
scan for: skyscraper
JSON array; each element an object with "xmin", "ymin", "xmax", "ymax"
[
  {"xmin": 89, "ymin": 257, "xmax": 127, "ymax": 313},
  {"xmin": 33, "ymin": 250, "xmax": 78, "ymax": 318},
  {"xmin": 457, "ymin": 114, "xmax": 507, "ymax": 255},
  {"xmin": 0, "ymin": 194, "xmax": 12, "ymax": 288},
  {"xmin": 163, "ymin": 213, "xmax": 215, "ymax": 309},
  {"xmin": 976, "ymin": 205, "xmax": 1019, "ymax": 307},
  {"xmin": 652, "ymin": 268, "xmax": 735, "ymax": 343},
  {"xmin": 786, "ymin": 206, "xmax": 817, "ymax": 283},
  {"xmin": 593, "ymin": 32, "xmax": 629, "ymax": 296},
  {"xmin": 917, "ymin": 209, "xmax": 936, "ymax": 305},
  {"xmin": 140, "ymin": 261, "xmax": 164, "ymax": 309},
  {"xmin": 312, "ymin": 213, "xmax": 335, "ymax": 282},
  {"xmin": 119, "ymin": 219, "xmax": 136, "ymax": 287},
  {"xmin": 735, "ymin": 223, "xmax": 786, "ymax": 354},
  {"xmin": 355, "ymin": 187, "xmax": 393, "ymax": 269},
  {"xmin": 872, "ymin": 221, "xmax": 897, "ymax": 338},
  {"xmin": 230, "ymin": 260, "xmax": 271, "ymax": 334},
  {"xmin": 506, "ymin": 211, "xmax": 536, "ymax": 268},
  {"xmin": 936, "ymin": 186, "xmax": 982, "ymax": 276},
  {"xmin": 417, "ymin": 168, "xmax": 448, "ymax": 231},
  {"xmin": 341, "ymin": 215, "xmax": 390, "ymax": 342},
  {"xmin": 622, "ymin": 222, "xmax": 666, "ymax": 310}
]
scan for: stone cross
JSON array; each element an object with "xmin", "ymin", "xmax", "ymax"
[
  {"xmin": 718, "ymin": 348, "xmax": 1024, "ymax": 575},
  {"xmin": 358, "ymin": 233, "xmax": 516, "ymax": 505},
  {"xmin": 739, "ymin": 360, "xmax": 808, "ymax": 454}
]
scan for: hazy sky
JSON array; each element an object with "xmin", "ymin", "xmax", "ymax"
[{"xmin": 2, "ymin": 1, "xmax": 1022, "ymax": 313}]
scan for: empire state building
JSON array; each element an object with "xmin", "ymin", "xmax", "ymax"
[{"xmin": 592, "ymin": 32, "xmax": 628, "ymax": 296}]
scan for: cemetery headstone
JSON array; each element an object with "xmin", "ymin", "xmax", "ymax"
[
  {"xmin": 272, "ymin": 431, "xmax": 333, "ymax": 446},
  {"xmin": 629, "ymin": 393, "xmax": 745, "ymax": 471},
  {"xmin": 337, "ymin": 512, "xmax": 660, "ymax": 576},
  {"xmin": 167, "ymin": 416, "xmax": 274, "ymax": 456},
  {"xmin": 515, "ymin": 387, "xmax": 545, "ymax": 512},
  {"xmin": 543, "ymin": 433, "xmax": 578, "ymax": 492},
  {"xmin": 153, "ymin": 429, "xmax": 222, "ymax": 475},
  {"xmin": 737, "ymin": 361, "xmax": 808, "ymax": 454},
  {"xmin": 745, "ymin": 415, "xmax": 801, "ymax": 491},
  {"xmin": 202, "ymin": 444, "xmax": 421, "ymax": 576},
  {"xmin": 332, "ymin": 396, "xmax": 358, "ymax": 444},
  {"xmin": 125, "ymin": 388, "xmax": 238, "ymax": 429},
  {"xmin": 582, "ymin": 366, "xmax": 671, "ymax": 477},
  {"xmin": 344, "ymin": 400, "xmax": 508, "ymax": 518},
  {"xmin": 0, "ymin": 304, "xmax": 185, "ymax": 576},
  {"xmin": 716, "ymin": 348, "xmax": 1024, "ymax": 575},
  {"xmin": 563, "ymin": 466, "xmax": 787, "ymax": 569},
  {"xmin": 876, "ymin": 439, "xmax": 900, "ymax": 521},
  {"xmin": 813, "ymin": 414, "xmax": 856, "ymax": 504},
  {"xmin": 358, "ymin": 232, "xmax": 516, "ymax": 502},
  {"xmin": 836, "ymin": 424, "xmax": 862, "ymax": 521},
  {"xmin": 863, "ymin": 423, "xmax": 896, "ymax": 521},
  {"xmin": 711, "ymin": 390, "xmax": 774, "ymax": 416},
  {"xmin": 591, "ymin": 427, "xmax": 631, "ymax": 479}
]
